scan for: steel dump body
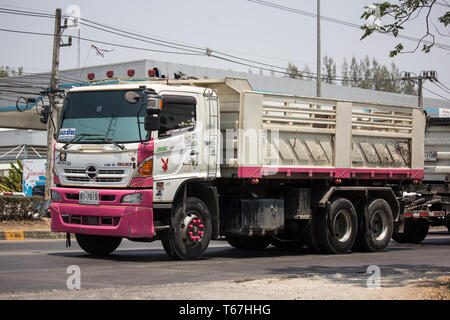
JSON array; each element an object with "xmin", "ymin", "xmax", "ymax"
[{"xmin": 201, "ymin": 85, "xmax": 424, "ymax": 181}]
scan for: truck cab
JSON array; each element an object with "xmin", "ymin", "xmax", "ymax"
[{"xmin": 50, "ymin": 81, "xmax": 220, "ymax": 259}]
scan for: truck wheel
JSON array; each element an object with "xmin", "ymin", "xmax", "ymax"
[
  {"xmin": 317, "ymin": 198, "xmax": 358, "ymax": 254},
  {"xmin": 75, "ymin": 234, "xmax": 122, "ymax": 256},
  {"xmin": 305, "ymin": 211, "xmax": 324, "ymax": 254},
  {"xmin": 354, "ymin": 199, "xmax": 393, "ymax": 252},
  {"xmin": 226, "ymin": 235, "xmax": 270, "ymax": 250},
  {"xmin": 392, "ymin": 232, "xmax": 410, "ymax": 243},
  {"xmin": 406, "ymin": 218, "xmax": 429, "ymax": 243},
  {"xmin": 270, "ymin": 221, "xmax": 307, "ymax": 251},
  {"xmin": 161, "ymin": 197, "xmax": 212, "ymax": 260},
  {"xmin": 392, "ymin": 218, "xmax": 429, "ymax": 244}
]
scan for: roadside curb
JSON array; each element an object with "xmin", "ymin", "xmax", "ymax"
[{"xmin": 0, "ymin": 231, "xmax": 67, "ymax": 240}]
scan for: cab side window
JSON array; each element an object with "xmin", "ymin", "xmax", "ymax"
[{"xmin": 158, "ymin": 95, "xmax": 196, "ymax": 138}]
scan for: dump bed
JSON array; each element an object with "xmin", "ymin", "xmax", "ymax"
[
  {"xmin": 127, "ymin": 77, "xmax": 426, "ymax": 181},
  {"xmin": 226, "ymin": 90, "xmax": 425, "ymax": 180}
]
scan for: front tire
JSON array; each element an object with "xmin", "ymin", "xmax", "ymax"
[
  {"xmin": 354, "ymin": 199, "xmax": 393, "ymax": 252},
  {"xmin": 75, "ymin": 234, "xmax": 122, "ymax": 256},
  {"xmin": 161, "ymin": 197, "xmax": 212, "ymax": 260},
  {"xmin": 317, "ymin": 198, "xmax": 358, "ymax": 254}
]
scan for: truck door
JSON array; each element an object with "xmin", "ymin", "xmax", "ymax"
[{"xmin": 152, "ymin": 94, "xmax": 202, "ymax": 201}]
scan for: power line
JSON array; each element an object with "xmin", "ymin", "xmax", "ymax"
[
  {"xmin": 0, "ymin": 9, "xmax": 441, "ymax": 88},
  {"xmin": 248, "ymin": 0, "xmax": 450, "ymax": 51},
  {"xmin": 423, "ymin": 86, "xmax": 450, "ymax": 101},
  {"xmin": 0, "ymin": 6, "xmax": 436, "ymax": 84},
  {"xmin": 431, "ymin": 80, "xmax": 450, "ymax": 95},
  {"xmin": 0, "ymin": 27, "xmax": 206, "ymax": 56},
  {"xmin": 436, "ymin": 80, "xmax": 450, "ymax": 92}
]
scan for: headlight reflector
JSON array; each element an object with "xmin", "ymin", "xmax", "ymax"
[
  {"xmin": 51, "ymin": 190, "xmax": 63, "ymax": 201},
  {"xmin": 120, "ymin": 193, "xmax": 143, "ymax": 204}
]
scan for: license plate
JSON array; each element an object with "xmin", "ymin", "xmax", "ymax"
[{"xmin": 79, "ymin": 191, "xmax": 99, "ymax": 205}]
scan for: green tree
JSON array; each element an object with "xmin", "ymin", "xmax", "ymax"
[
  {"xmin": 401, "ymin": 79, "xmax": 417, "ymax": 95},
  {"xmin": 0, "ymin": 66, "xmax": 24, "ymax": 78},
  {"xmin": 0, "ymin": 66, "xmax": 9, "ymax": 78},
  {"xmin": 341, "ymin": 58, "xmax": 350, "ymax": 86},
  {"xmin": 0, "ymin": 160, "xmax": 23, "ymax": 193},
  {"xmin": 287, "ymin": 62, "xmax": 300, "ymax": 79},
  {"xmin": 361, "ymin": 1, "xmax": 450, "ymax": 56},
  {"xmin": 349, "ymin": 56, "xmax": 361, "ymax": 87},
  {"xmin": 322, "ymin": 56, "xmax": 337, "ymax": 84}
]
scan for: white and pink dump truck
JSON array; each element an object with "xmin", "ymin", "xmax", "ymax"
[{"xmin": 48, "ymin": 75, "xmax": 428, "ymax": 260}]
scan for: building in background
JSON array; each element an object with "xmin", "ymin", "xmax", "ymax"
[
  {"xmin": 0, "ymin": 58, "xmax": 449, "ymax": 177},
  {"xmin": 0, "ymin": 130, "xmax": 47, "ymax": 177}
]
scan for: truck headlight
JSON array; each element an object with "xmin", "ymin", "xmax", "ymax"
[
  {"xmin": 120, "ymin": 193, "xmax": 143, "ymax": 204},
  {"xmin": 51, "ymin": 190, "xmax": 63, "ymax": 201}
]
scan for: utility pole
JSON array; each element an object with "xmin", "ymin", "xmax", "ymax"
[
  {"xmin": 45, "ymin": 8, "xmax": 72, "ymax": 198},
  {"xmin": 401, "ymin": 71, "xmax": 437, "ymax": 109},
  {"xmin": 316, "ymin": 0, "xmax": 321, "ymax": 98}
]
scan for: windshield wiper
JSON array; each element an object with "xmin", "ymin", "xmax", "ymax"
[
  {"xmin": 61, "ymin": 133, "xmax": 97, "ymax": 150},
  {"xmin": 84, "ymin": 135, "xmax": 125, "ymax": 150}
]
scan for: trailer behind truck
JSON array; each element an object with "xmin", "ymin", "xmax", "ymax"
[
  {"xmin": 48, "ymin": 76, "xmax": 426, "ymax": 259},
  {"xmin": 393, "ymin": 117, "xmax": 450, "ymax": 243}
]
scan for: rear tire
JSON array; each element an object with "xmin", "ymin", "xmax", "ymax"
[
  {"xmin": 305, "ymin": 211, "xmax": 324, "ymax": 254},
  {"xmin": 317, "ymin": 198, "xmax": 358, "ymax": 254},
  {"xmin": 271, "ymin": 221, "xmax": 307, "ymax": 251},
  {"xmin": 75, "ymin": 234, "xmax": 122, "ymax": 256},
  {"xmin": 392, "ymin": 218, "xmax": 429, "ymax": 244},
  {"xmin": 354, "ymin": 199, "xmax": 393, "ymax": 252},
  {"xmin": 161, "ymin": 197, "xmax": 212, "ymax": 260},
  {"xmin": 405, "ymin": 218, "xmax": 429, "ymax": 243}
]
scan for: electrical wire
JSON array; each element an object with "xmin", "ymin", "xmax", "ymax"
[
  {"xmin": 423, "ymin": 86, "xmax": 450, "ymax": 101},
  {"xmin": 248, "ymin": 0, "xmax": 450, "ymax": 51}
]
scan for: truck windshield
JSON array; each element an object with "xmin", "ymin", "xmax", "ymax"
[{"xmin": 58, "ymin": 90, "xmax": 148, "ymax": 144}]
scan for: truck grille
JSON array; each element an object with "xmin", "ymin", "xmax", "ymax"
[
  {"xmin": 66, "ymin": 177, "xmax": 123, "ymax": 183},
  {"xmin": 64, "ymin": 169, "xmax": 125, "ymax": 175},
  {"xmin": 62, "ymin": 168, "xmax": 127, "ymax": 185}
]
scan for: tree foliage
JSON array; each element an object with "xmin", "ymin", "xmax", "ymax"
[
  {"xmin": 0, "ymin": 160, "xmax": 23, "ymax": 193},
  {"xmin": 285, "ymin": 56, "xmax": 416, "ymax": 95},
  {"xmin": 286, "ymin": 62, "xmax": 313, "ymax": 80},
  {"xmin": 0, "ymin": 66, "xmax": 23, "ymax": 78},
  {"xmin": 322, "ymin": 56, "xmax": 337, "ymax": 84},
  {"xmin": 343, "ymin": 55, "xmax": 416, "ymax": 94},
  {"xmin": 361, "ymin": 0, "xmax": 450, "ymax": 57}
]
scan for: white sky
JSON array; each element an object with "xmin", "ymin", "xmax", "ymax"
[{"xmin": 0, "ymin": 0, "xmax": 449, "ymax": 99}]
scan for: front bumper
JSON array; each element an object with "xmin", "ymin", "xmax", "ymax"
[{"xmin": 50, "ymin": 187, "xmax": 154, "ymax": 238}]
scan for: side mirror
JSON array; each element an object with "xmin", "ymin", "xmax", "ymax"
[
  {"xmin": 144, "ymin": 95, "xmax": 161, "ymax": 132},
  {"xmin": 144, "ymin": 114, "xmax": 160, "ymax": 132}
]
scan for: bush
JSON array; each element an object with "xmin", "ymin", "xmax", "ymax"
[{"xmin": 0, "ymin": 196, "xmax": 46, "ymax": 221}]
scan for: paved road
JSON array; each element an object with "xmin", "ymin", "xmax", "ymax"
[{"xmin": 0, "ymin": 231, "xmax": 449, "ymax": 295}]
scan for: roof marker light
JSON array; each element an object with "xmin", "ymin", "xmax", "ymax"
[
  {"xmin": 87, "ymin": 73, "xmax": 95, "ymax": 80},
  {"xmin": 106, "ymin": 70, "xmax": 114, "ymax": 78},
  {"xmin": 127, "ymin": 69, "xmax": 135, "ymax": 77}
]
